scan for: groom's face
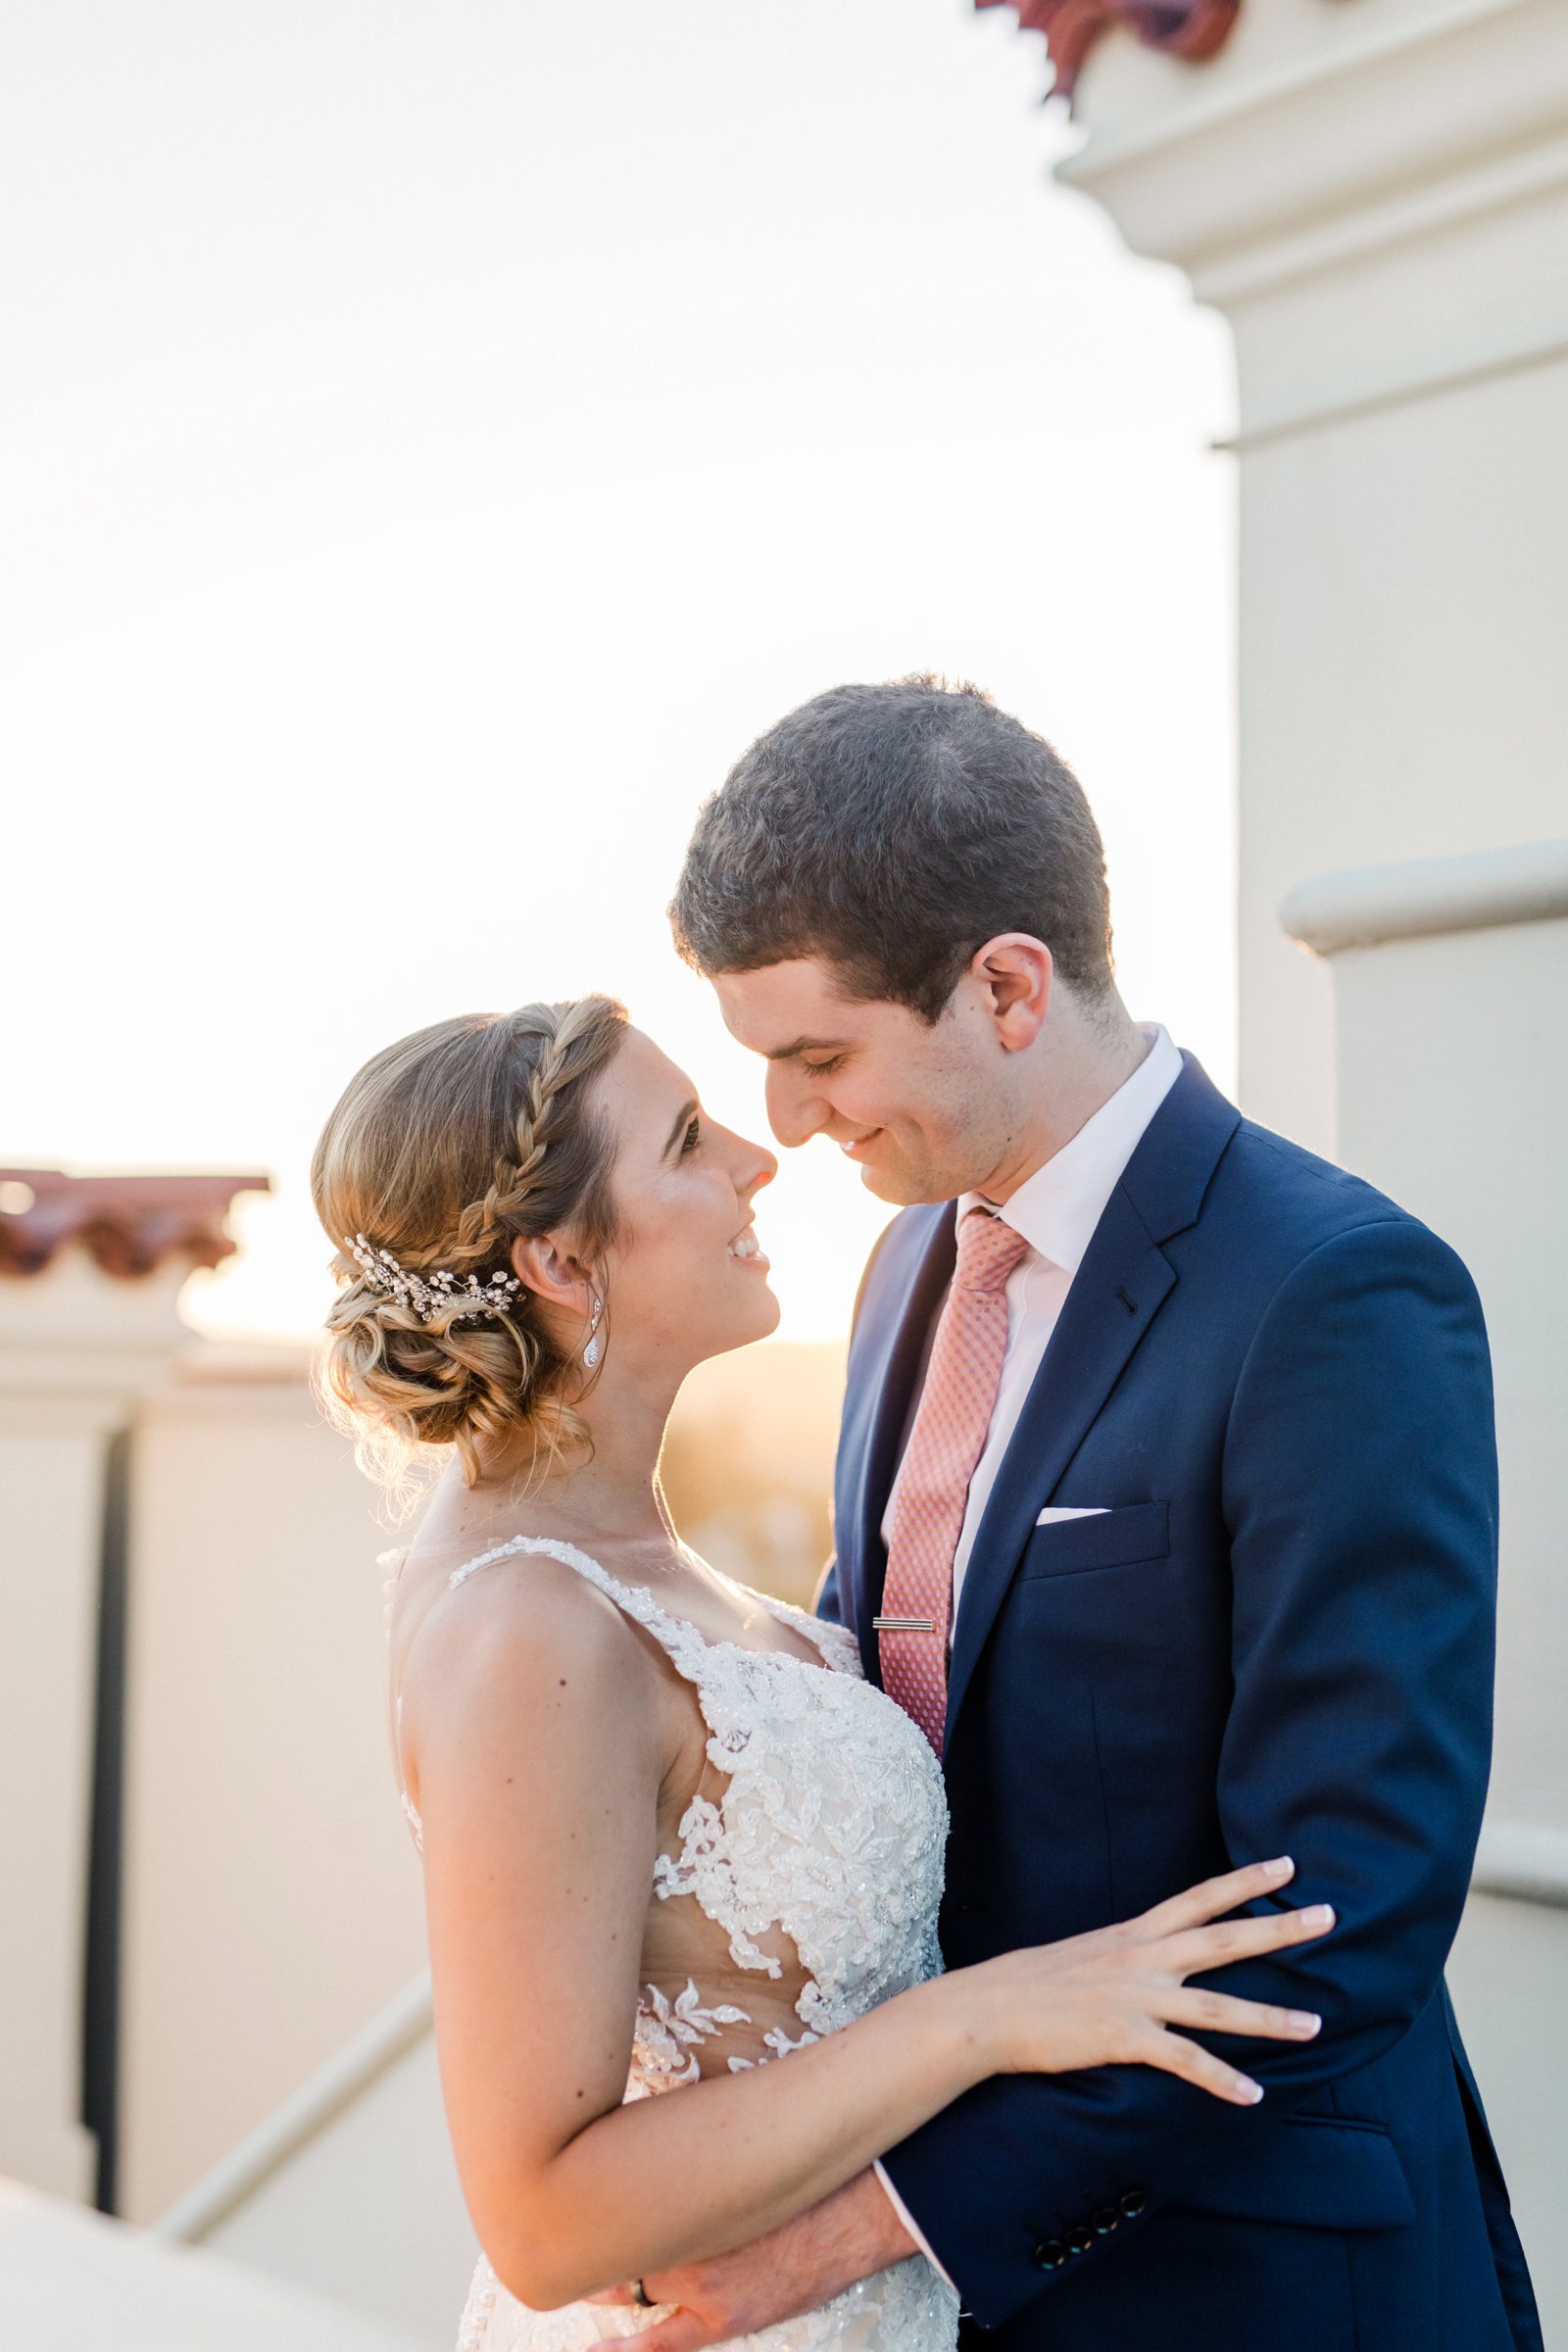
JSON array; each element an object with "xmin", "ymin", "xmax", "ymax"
[{"xmin": 711, "ymin": 957, "xmax": 1013, "ymax": 1206}]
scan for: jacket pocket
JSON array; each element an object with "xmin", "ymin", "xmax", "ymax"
[
  {"xmin": 1171, "ymin": 2113, "xmax": 1415, "ymax": 2234},
  {"xmin": 1014, "ymin": 1500, "xmax": 1170, "ymax": 1582}
]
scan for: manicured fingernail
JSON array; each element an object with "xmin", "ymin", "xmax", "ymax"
[
  {"xmin": 1290, "ymin": 2011, "xmax": 1322, "ymax": 2035},
  {"xmin": 1303, "ymin": 1904, "xmax": 1336, "ymax": 1929},
  {"xmin": 1264, "ymin": 1856, "xmax": 1294, "ymax": 1877},
  {"xmin": 1238, "ymin": 2079, "xmax": 1264, "ymax": 2103}
]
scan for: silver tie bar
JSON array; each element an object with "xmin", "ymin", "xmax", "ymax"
[{"xmin": 873, "ymin": 1615, "xmax": 938, "ymax": 1633}]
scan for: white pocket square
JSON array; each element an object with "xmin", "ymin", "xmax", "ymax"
[{"xmin": 1035, "ymin": 1505, "xmax": 1110, "ymax": 1525}]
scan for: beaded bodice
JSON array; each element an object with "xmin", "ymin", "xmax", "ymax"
[{"xmin": 397, "ymin": 1535, "xmax": 949, "ymax": 2093}]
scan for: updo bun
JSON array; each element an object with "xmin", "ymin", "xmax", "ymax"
[{"xmin": 311, "ymin": 996, "xmax": 627, "ymax": 1490}]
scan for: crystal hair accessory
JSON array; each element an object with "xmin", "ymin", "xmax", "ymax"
[{"xmin": 344, "ymin": 1233, "xmax": 524, "ymax": 1325}]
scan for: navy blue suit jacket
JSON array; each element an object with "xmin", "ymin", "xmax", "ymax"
[{"xmin": 820, "ymin": 1056, "xmax": 1541, "ymax": 2350}]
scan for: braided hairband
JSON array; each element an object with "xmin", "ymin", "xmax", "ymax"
[{"xmin": 344, "ymin": 1232, "xmax": 524, "ymax": 1326}]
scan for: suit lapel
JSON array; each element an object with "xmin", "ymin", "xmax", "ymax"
[
  {"xmin": 943, "ymin": 1054, "xmax": 1243, "ymax": 1745},
  {"xmin": 944, "ymin": 1188, "xmax": 1176, "ymax": 1739},
  {"xmin": 841, "ymin": 1204, "xmax": 956, "ymax": 1684}
]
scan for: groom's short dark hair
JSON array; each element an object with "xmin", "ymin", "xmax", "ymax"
[{"xmin": 670, "ymin": 675, "xmax": 1114, "ymax": 1023}]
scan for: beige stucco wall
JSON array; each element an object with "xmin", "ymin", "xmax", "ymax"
[{"xmin": 119, "ymin": 1352, "xmax": 428, "ymax": 2224}]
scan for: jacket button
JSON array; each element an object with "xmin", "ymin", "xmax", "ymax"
[
  {"xmin": 1065, "ymin": 2226, "xmax": 1094, "ymax": 2255},
  {"xmin": 1092, "ymin": 2206, "xmax": 1120, "ymax": 2234},
  {"xmin": 1119, "ymin": 2188, "xmax": 1150, "ymax": 2220},
  {"xmin": 1031, "ymin": 2238, "xmax": 1067, "ymax": 2272}
]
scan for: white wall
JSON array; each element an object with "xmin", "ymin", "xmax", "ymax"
[
  {"xmin": 119, "ymin": 1351, "xmax": 428, "ymax": 2224},
  {"xmin": 0, "ymin": 2173, "xmax": 426, "ymax": 2352}
]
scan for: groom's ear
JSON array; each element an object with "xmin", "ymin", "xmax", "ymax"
[
  {"xmin": 971, "ymin": 934, "xmax": 1053, "ymax": 1052},
  {"xmin": 968, "ymin": 931, "xmax": 1053, "ymax": 1054}
]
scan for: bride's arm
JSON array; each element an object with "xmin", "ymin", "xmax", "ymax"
[{"xmin": 406, "ymin": 1569, "xmax": 1329, "ymax": 2314}]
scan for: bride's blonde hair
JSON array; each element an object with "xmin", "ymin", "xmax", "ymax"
[{"xmin": 311, "ymin": 996, "xmax": 628, "ymax": 1491}]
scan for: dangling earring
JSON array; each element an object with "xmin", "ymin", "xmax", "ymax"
[{"xmin": 582, "ymin": 1293, "xmax": 604, "ymax": 1370}]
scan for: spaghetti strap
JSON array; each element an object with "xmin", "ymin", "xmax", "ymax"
[
  {"xmin": 443, "ymin": 1533, "xmax": 716, "ymax": 1682},
  {"xmin": 398, "ymin": 1535, "xmax": 707, "ymax": 1863}
]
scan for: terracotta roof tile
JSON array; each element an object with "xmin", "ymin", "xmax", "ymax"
[
  {"xmin": 0, "ymin": 1168, "xmax": 270, "ymax": 1281},
  {"xmin": 976, "ymin": 0, "xmax": 1240, "ymax": 104}
]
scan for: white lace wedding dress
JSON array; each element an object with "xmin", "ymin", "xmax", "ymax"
[{"xmin": 392, "ymin": 1535, "xmax": 959, "ymax": 2352}]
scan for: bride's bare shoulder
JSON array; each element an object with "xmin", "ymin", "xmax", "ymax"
[
  {"xmin": 399, "ymin": 1541, "xmax": 653, "ymax": 1738},
  {"xmin": 398, "ymin": 1547, "xmax": 671, "ymax": 1869}
]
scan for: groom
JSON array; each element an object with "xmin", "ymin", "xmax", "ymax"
[{"xmin": 644, "ymin": 677, "xmax": 1540, "ymax": 2350}]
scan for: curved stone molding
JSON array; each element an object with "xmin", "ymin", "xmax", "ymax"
[
  {"xmin": 975, "ymin": 0, "xmax": 1240, "ymax": 106},
  {"xmin": 1472, "ymin": 1818, "xmax": 1568, "ymax": 1908},
  {"xmin": 0, "ymin": 1168, "xmax": 270, "ymax": 1281},
  {"xmin": 1279, "ymin": 838, "xmax": 1568, "ymax": 957}
]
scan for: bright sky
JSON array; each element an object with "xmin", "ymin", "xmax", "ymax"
[{"xmin": 3, "ymin": 0, "xmax": 1235, "ymax": 1345}]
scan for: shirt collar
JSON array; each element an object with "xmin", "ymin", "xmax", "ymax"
[{"xmin": 960, "ymin": 1024, "xmax": 1184, "ymax": 1276}]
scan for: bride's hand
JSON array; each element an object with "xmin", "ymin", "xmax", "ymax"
[{"xmin": 978, "ymin": 1856, "xmax": 1334, "ymax": 2105}]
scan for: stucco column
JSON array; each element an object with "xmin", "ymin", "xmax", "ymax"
[
  {"xmin": 1052, "ymin": 0, "xmax": 1568, "ymax": 1153},
  {"xmin": 0, "ymin": 1257, "xmax": 187, "ymax": 2197},
  {"xmin": 0, "ymin": 1171, "xmax": 266, "ymax": 2203}
]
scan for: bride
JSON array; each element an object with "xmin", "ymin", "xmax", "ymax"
[{"xmin": 312, "ymin": 996, "xmax": 1333, "ymax": 2352}]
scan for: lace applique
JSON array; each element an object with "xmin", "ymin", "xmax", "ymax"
[
  {"xmin": 654, "ymin": 1794, "xmax": 783, "ymax": 1979},
  {"xmin": 725, "ymin": 2021, "xmax": 821, "ymax": 2073},
  {"xmin": 631, "ymin": 1980, "xmax": 753, "ymax": 2090}
]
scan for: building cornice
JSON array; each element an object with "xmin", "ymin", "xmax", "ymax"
[{"xmin": 1059, "ymin": 0, "xmax": 1568, "ymax": 295}]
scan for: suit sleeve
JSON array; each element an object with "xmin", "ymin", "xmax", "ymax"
[{"xmin": 878, "ymin": 1216, "xmax": 1498, "ymax": 2326}]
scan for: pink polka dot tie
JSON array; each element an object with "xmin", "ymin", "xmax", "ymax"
[{"xmin": 879, "ymin": 1207, "xmax": 1030, "ymax": 1757}]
